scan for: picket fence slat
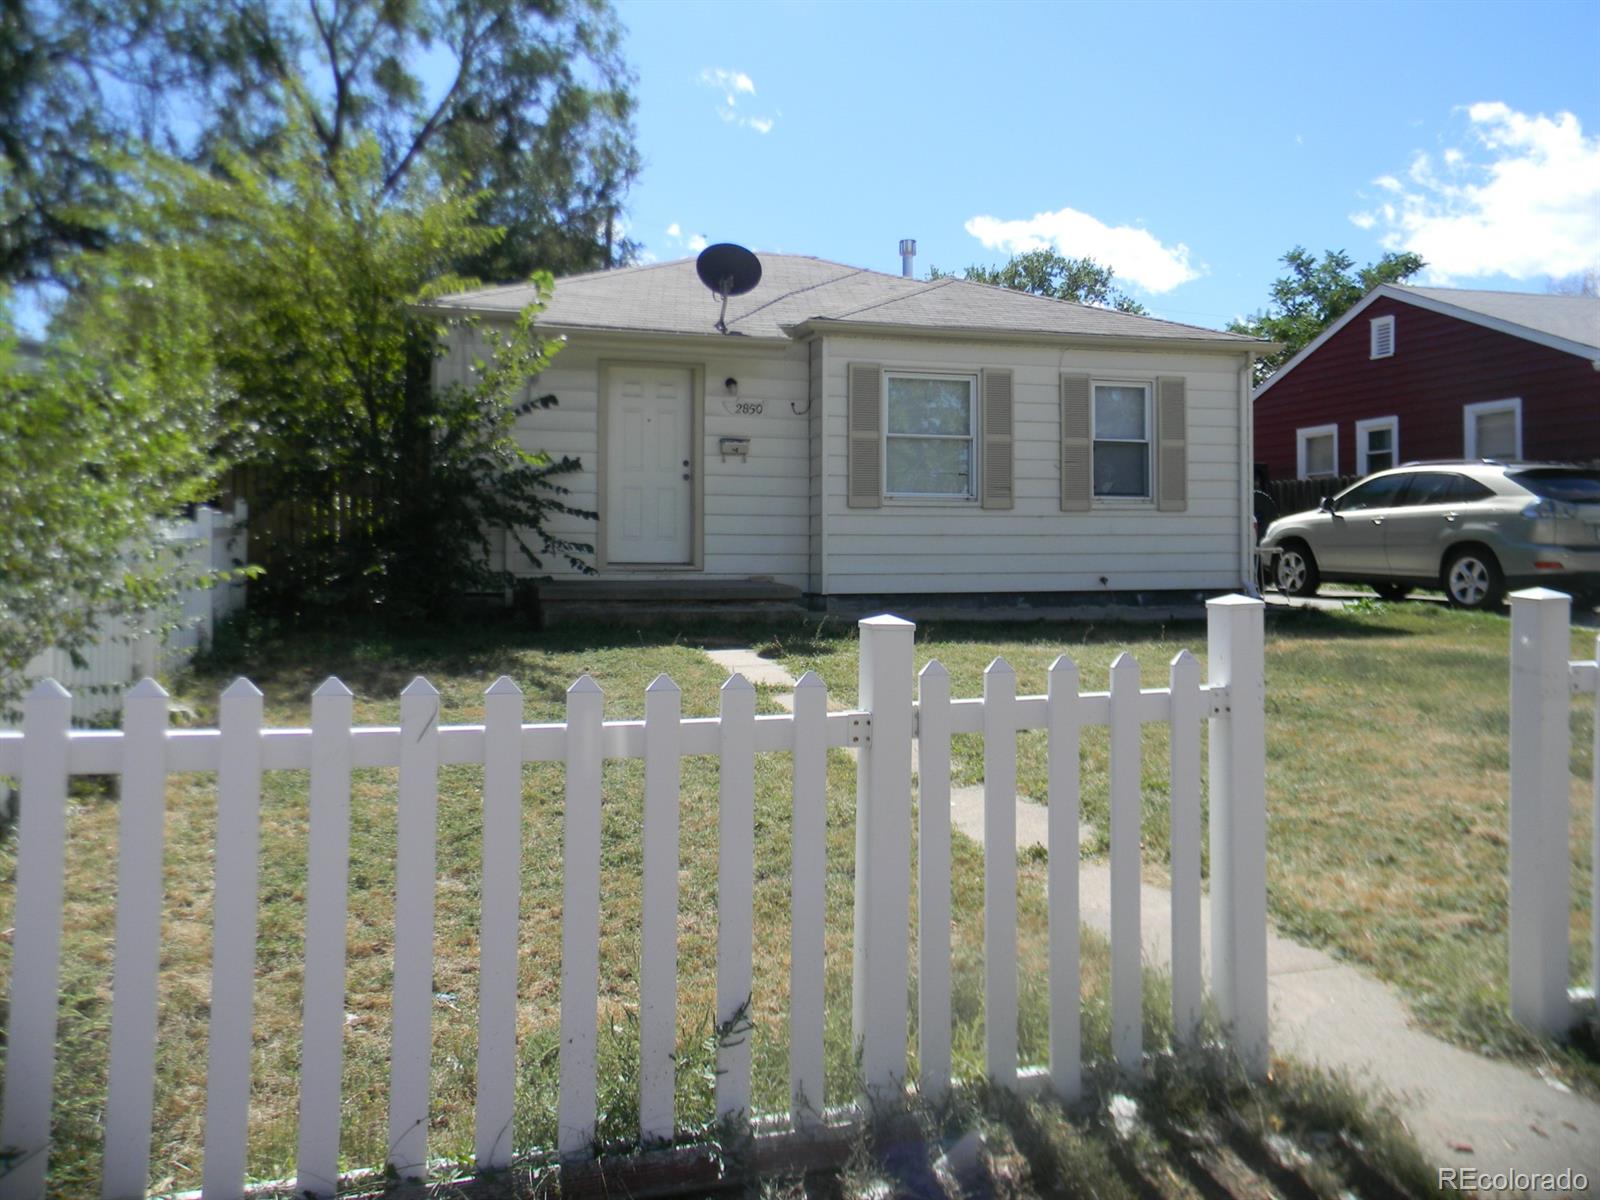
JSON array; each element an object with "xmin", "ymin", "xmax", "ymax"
[
  {"xmin": 639, "ymin": 675, "xmax": 682, "ymax": 1144},
  {"xmin": 297, "ymin": 678, "xmax": 355, "ymax": 1198},
  {"xmin": 916, "ymin": 661, "xmax": 952, "ymax": 1101},
  {"xmin": 1046, "ymin": 656, "xmax": 1081, "ymax": 1102},
  {"xmin": 102, "ymin": 680, "xmax": 171, "ymax": 1200},
  {"xmin": 201, "ymin": 680, "xmax": 265, "ymax": 1200},
  {"xmin": 557, "ymin": 676, "xmax": 604, "ymax": 1157},
  {"xmin": 475, "ymin": 677, "xmax": 524, "ymax": 1170},
  {"xmin": 1, "ymin": 599, "xmax": 1277, "ymax": 1198},
  {"xmin": 388, "ymin": 678, "xmax": 441, "ymax": 1181},
  {"xmin": 1108, "ymin": 653, "xmax": 1142, "ymax": 1077},
  {"xmin": 982, "ymin": 657, "xmax": 1018, "ymax": 1088},
  {"xmin": 716, "ymin": 674, "xmax": 757, "ymax": 1119},
  {"xmin": 0, "ymin": 681, "xmax": 73, "ymax": 1200},
  {"xmin": 789, "ymin": 672, "xmax": 828, "ymax": 1125},
  {"xmin": 1593, "ymin": 634, "xmax": 1600, "ymax": 1006},
  {"xmin": 1168, "ymin": 651, "xmax": 1203, "ymax": 1046}
]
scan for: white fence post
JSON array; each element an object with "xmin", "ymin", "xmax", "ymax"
[
  {"xmin": 1108, "ymin": 652, "xmax": 1143, "ymax": 1077},
  {"xmin": 557, "ymin": 674, "xmax": 603, "ymax": 1158},
  {"xmin": 1508, "ymin": 588, "xmax": 1575, "ymax": 1035},
  {"xmin": 638, "ymin": 673, "xmax": 682, "ymax": 1145},
  {"xmin": 983, "ymin": 657, "xmax": 1019, "ymax": 1088},
  {"xmin": 715, "ymin": 673, "xmax": 756, "ymax": 1120},
  {"xmin": 0, "ymin": 680, "xmax": 73, "ymax": 1200},
  {"xmin": 916, "ymin": 661, "xmax": 952, "ymax": 1101},
  {"xmin": 1046, "ymin": 655, "xmax": 1081, "ymax": 1102},
  {"xmin": 1206, "ymin": 595, "xmax": 1268, "ymax": 1079},
  {"xmin": 102, "ymin": 679, "xmax": 171, "ymax": 1200},
  {"xmin": 852, "ymin": 614, "xmax": 915, "ymax": 1098},
  {"xmin": 790, "ymin": 671, "xmax": 829, "ymax": 1125}
]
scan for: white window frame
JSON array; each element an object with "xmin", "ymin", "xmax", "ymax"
[
  {"xmin": 1355, "ymin": 415, "xmax": 1399, "ymax": 475},
  {"xmin": 1463, "ymin": 396, "xmax": 1523, "ymax": 461},
  {"xmin": 1370, "ymin": 314, "xmax": 1395, "ymax": 359},
  {"xmin": 882, "ymin": 370, "xmax": 979, "ymax": 500},
  {"xmin": 1091, "ymin": 378, "xmax": 1154, "ymax": 502},
  {"xmin": 1296, "ymin": 423, "xmax": 1339, "ymax": 479}
]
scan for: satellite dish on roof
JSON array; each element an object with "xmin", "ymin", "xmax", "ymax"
[{"xmin": 695, "ymin": 243, "xmax": 762, "ymax": 334}]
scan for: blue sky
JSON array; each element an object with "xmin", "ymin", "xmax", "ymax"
[{"xmin": 612, "ymin": 0, "xmax": 1600, "ymax": 329}]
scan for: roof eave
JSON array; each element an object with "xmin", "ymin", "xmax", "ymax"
[{"xmin": 784, "ymin": 317, "xmax": 1274, "ymax": 354}]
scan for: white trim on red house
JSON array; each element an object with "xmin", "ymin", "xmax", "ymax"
[
  {"xmin": 1463, "ymin": 397, "xmax": 1523, "ymax": 460},
  {"xmin": 1296, "ymin": 423, "xmax": 1338, "ymax": 479},
  {"xmin": 1255, "ymin": 285, "xmax": 1600, "ymax": 399},
  {"xmin": 1355, "ymin": 415, "xmax": 1399, "ymax": 474}
]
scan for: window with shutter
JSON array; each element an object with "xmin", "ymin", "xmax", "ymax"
[
  {"xmin": 847, "ymin": 363, "xmax": 883, "ymax": 508},
  {"xmin": 981, "ymin": 368, "xmax": 1013, "ymax": 510},
  {"xmin": 1156, "ymin": 376, "xmax": 1188, "ymax": 511}
]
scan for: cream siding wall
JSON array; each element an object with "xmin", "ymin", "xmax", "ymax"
[
  {"xmin": 435, "ymin": 326, "xmax": 812, "ymax": 587},
  {"xmin": 818, "ymin": 335, "xmax": 1249, "ymax": 594}
]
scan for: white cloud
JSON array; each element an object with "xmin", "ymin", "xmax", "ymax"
[
  {"xmin": 661, "ymin": 224, "xmax": 709, "ymax": 256},
  {"xmin": 963, "ymin": 206, "xmax": 1201, "ymax": 293},
  {"xmin": 697, "ymin": 66, "xmax": 775, "ymax": 134},
  {"xmin": 1352, "ymin": 103, "xmax": 1600, "ymax": 282}
]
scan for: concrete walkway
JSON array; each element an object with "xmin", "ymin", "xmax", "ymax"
[{"xmin": 702, "ymin": 644, "xmax": 1600, "ymax": 1191}]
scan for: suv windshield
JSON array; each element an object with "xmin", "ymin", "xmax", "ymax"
[{"xmin": 1510, "ymin": 469, "xmax": 1600, "ymax": 504}]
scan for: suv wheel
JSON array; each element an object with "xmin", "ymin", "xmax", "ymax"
[
  {"xmin": 1276, "ymin": 542, "xmax": 1320, "ymax": 598},
  {"xmin": 1443, "ymin": 548, "xmax": 1504, "ymax": 611}
]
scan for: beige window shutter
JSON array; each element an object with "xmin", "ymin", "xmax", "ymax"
[
  {"xmin": 847, "ymin": 363, "xmax": 882, "ymax": 509},
  {"xmin": 1156, "ymin": 376, "xmax": 1188, "ymax": 512},
  {"xmin": 980, "ymin": 368, "xmax": 1014, "ymax": 510},
  {"xmin": 1060, "ymin": 373, "xmax": 1092, "ymax": 512}
]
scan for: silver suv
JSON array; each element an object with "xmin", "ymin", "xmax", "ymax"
[{"xmin": 1262, "ymin": 462, "xmax": 1600, "ymax": 610}]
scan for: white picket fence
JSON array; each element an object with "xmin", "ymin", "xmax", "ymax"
[
  {"xmin": 1506, "ymin": 588, "xmax": 1600, "ymax": 1035},
  {"xmin": 0, "ymin": 596, "xmax": 1268, "ymax": 1200},
  {"xmin": 19, "ymin": 503, "xmax": 249, "ymax": 724}
]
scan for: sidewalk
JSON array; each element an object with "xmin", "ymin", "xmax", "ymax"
[{"xmin": 702, "ymin": 645, "xmax": 1600, "ymax": 1192}]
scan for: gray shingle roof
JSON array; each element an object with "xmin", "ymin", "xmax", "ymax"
[
  {"xmin": 1394, "ymin": 285, "xmax": 1600, "ymax": 352},
  {"xmin": 427, "ymin": 253, "xmax": 1261, "ymax": 347}
]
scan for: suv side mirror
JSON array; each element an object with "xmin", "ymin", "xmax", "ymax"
[{"xmin": 1317, "ymin": 495, "xmax": 1334, "ymax": 514}]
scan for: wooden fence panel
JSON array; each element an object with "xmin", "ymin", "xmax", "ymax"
[
  {"xmin": 639, "ymin": 675, "xmax": 682, "ymax": 1144},
  {"xmin": 982, "ymin": 657, "xmax": 1018, "ymax": 1088}
]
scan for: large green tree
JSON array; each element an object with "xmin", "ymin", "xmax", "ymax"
[
  {"xmin": 108, "ymin": 116, "xmax": 591, "ymax": 616},
  {"xmin": 0, "ymin": 0, "xmax": 639, "ymax": 289},
  {"xmin": 1230, "ymin": 246, "xmax": 1426, "ymax": 383},
  {"xmin": 0, "ymin": 266, "xmax": 238, "ymax": 710},
  {"xmin": 929, "ymin": 249, "xmax": 1148, "ymax": 314}
]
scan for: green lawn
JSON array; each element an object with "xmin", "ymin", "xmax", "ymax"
[
  {"xmin": 765, "ymin": 600, "xmax": 1598, "ymax": 1090},
  {"xmin": 0, "ymin": 613, "xmax": 1459, "ymax": 1198}
]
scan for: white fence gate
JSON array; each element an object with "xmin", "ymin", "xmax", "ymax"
[
  {"xmin": 0, "ymin": 595, "xmax": 1268, "ymax": 1200},
  {"xmin": 1507, "ymin": 587, "xmax": 1600, "ymax": 1035},
  {"xmin": 19, "ymin": 503, "xmax": 250, "ymax": 725}
]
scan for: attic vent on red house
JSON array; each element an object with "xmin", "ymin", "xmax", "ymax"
[{"xmin": 1370, "ymin": 314, "xmax": 1395, "ymax": 359}]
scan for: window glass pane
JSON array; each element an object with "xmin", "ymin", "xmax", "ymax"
[
  {"xmin": 1366, "ymin": 450, "xmax": 1394, "ymax": 472},
  {"xmin": 887, "ymin": 437, "xmax": 971, "ymax": 494},
  {"xmin": 1475, "ymin": 409, "xmax": 1517, "ymax": 458},
  {"xmin": 1337, "ymin": 473, "xmax": 1407, "ymax": 511},
  {"xmin": 1399, "ymin": 472, "xmax": 1456, "ymax": 506},
  {"xmin": 1510, "ymin": 469, "xmax": 1600, "ymax": 503},
  {"xmin": 1366, "ymin": 426, "xmax": 1391, "ymax": 452},
  {"xmin": 1094, "ymin": 385, "xmax": 1147, "ymax": 440},
  {"xmin": 1304, "ymin": 434, "xmax": 1335, "ymax": 476},
  {"xmin": 1093, "ymin": 441, "xmax": 1148, "ymax": 497},
  {"xmin": 887, "ymin": 377, "xmax": 972, "ymax": 435}
]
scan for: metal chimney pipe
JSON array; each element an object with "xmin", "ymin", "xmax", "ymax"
[{"xmin": 899, "ymin": 238, "xmax": 916, "ymax": 278}]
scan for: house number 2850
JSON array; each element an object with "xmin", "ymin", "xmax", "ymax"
[{"xmin": 723, "ymin": 399, "xmax": 765, "ymax": 416}]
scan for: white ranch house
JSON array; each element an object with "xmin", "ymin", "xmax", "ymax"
[{"xmin": 427, "ymin": 253, "xmax": 1269, "ymax": 604}]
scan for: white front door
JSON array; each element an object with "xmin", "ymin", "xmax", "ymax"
[{"xmin": 606, "ymin": 366, "xmax": 694, "ymax": 564}]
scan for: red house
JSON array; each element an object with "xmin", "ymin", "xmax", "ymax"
[{"xmin": 1253, "ymin": 285, "xmax": 1600, "ymax": 481}]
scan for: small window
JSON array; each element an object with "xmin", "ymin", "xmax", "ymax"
[
  {"xmin": 884, "ymin": 373, "xmax": 976, "ymax": 497},
  {"xmin": 1355, "ymin": 416, "xmax": 1398, "ymax": 475},
  {"xmin": 1296, "ymin": 424, "xmax": 1338, "ymax": 479},
  {"xmin": 1464, "ymin": 397, "xmax": 1522, "ymax": 460},
  {"xmin": 1336, "ymin": 473, "xmax": 1408, "ymax": 511},
  {"xmin": 1370, "ymin": 315, "xmax": 1395, "ymax": 359},
  {"xmin": 1092, "ymin": 382, "xmax": 1151, "ymax": 498}
]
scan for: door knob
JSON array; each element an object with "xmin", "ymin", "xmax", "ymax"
[{"xmin": 1445, "ymin": 512, "xmax": 1459, "ymax": 523}]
